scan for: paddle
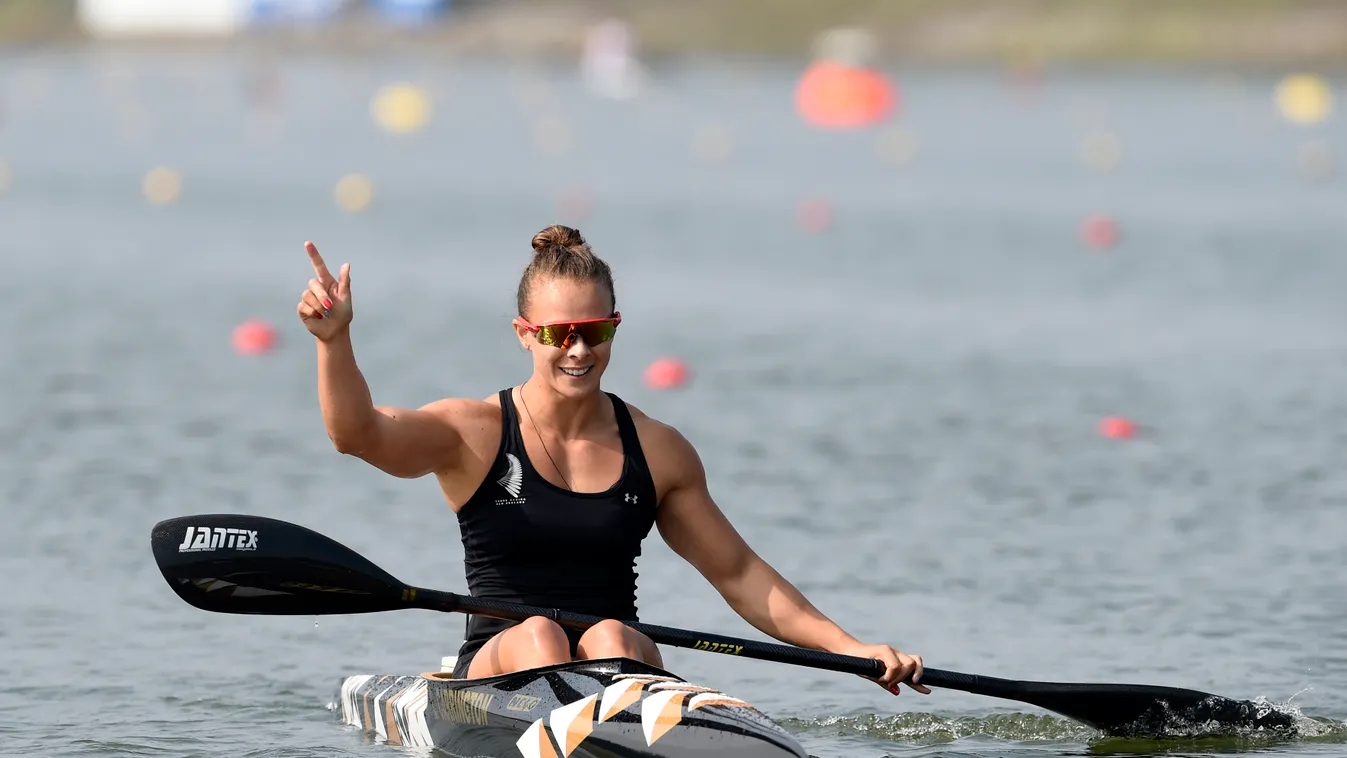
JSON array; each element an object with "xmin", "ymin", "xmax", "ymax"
[{"xmin": 151, "ymin": 514, "xmax": 1294, "ymax": 737}]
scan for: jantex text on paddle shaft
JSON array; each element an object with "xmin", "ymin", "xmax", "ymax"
[{"xmin": 693, "ymin": 640, "xmax": 745, "ymax": 655}]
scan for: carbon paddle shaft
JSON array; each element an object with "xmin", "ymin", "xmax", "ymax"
[
  {"xmin": 405, "ymin": 589, "xmax": 1296, "ymax": 736},
  {"xmin": 408, "ymin": 587, "xmax": 979, "ymax": 689},
  {"xmin": 152, "ymin": 513, "xmax": 1296, "ymax": 736}
]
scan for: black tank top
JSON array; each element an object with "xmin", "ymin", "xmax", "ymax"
[{"xmin": 453, "ymin": 389, "xmax": 658, "ymax": 670}]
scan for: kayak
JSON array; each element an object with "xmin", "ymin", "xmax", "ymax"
[{"xmin": 335, "ymin": 656, "xmax": 808, "ymax": 757}]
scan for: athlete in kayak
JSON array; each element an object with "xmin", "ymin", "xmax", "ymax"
[{"xmin": 297, "ymin": 225, "xmax": 928, "ymax": 696}]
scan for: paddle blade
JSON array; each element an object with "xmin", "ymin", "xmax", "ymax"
[
  {"xmin": 150, "ymin": 514, "xmax": 410, "ymax": 616},
  {"xmin": 1017, "ymin": 682, "xmax": 1294, "ymax": 736},
  {"xmin": 923, "ymin": 670, "xmax": 1293, "ymax": 736}
]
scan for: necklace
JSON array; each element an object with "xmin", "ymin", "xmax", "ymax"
[{"xmin": 518, "ymin": 384, "xmax": 572, "ymax": 491}]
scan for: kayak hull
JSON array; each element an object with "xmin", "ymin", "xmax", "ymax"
[{"xmin": 336, "ymin": 657, "xmax": 807, "ymax": 758}]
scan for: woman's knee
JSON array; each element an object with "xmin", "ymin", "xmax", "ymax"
[
  {"xmin": 515, "ymin": 616, "xmax": 569, "ymax": 646},
  {"xmin": 578, "ymin": 619, "xmax": 631, "ymax": 648},
  {"xmin": 468, "ymin": 616, "xmax": 572, "ymax": 678},
  {"xmin": 577, "ymin": 620, "xmax": 661, "ymax": 665}
]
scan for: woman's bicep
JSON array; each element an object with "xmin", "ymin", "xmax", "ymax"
[
  {"xmin": 656, "ymin": 488, "xmax": 754, "ymax": 588},
  {"xmin": 355, "ymin": 399, "xmax": 479, "ymax": 478},
  {"xmin": 653, "ymin": 433, "xmax": 755, "ymax": 588}
]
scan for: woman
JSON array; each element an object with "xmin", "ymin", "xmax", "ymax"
[{"xmin": 296, "ymin": 225, "xmax": 928, "ymax": 695}]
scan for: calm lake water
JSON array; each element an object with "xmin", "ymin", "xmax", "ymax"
[{"xmin": 2, "ymin": 48, "xmax": 1346, "ymax": 758}]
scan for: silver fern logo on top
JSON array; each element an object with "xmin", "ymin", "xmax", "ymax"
[{"xmin": 496, "ymin": 453, "xmax": 524, "ymax": 501}]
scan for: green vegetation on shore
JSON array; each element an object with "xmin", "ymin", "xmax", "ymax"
[
  {"xmin": 3, "ymin": 0, "xmax": 1347, "ymax": 64},
  {"xmin": 0, "ymin": 0, "xmax": 78, "ymax": 43},
  {"xmin": 613, "ymin": 0, "xmax": 1347, "ymax": 64}
]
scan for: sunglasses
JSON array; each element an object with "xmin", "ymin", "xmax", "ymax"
[{"xmin": 519, "ymin": 313, "xmax": 622, "ymax": 349}]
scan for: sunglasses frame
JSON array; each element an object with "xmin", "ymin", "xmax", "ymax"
[{"xmin": 518, "ymin": 313, "xmax": 622, "ymax": 349}]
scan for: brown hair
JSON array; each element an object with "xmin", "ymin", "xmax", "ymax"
[{"xmin": 516, "ymin": 225, "xmax": 616, "ymax": 317}]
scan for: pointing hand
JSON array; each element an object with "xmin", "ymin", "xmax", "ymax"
[{"xmin": 297, "ymin": 241, "xmax": 352, "ymax": 341}]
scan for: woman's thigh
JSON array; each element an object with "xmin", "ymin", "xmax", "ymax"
[{"xmin": 465, "ymin": 616, "xmax": 572, "ymax": 678}]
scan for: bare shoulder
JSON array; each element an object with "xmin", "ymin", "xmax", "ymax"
[
  {"xmin": 416, "ymin": 396, "xmax": 501, "ymax": 423},
  {"xmin": 624, "ymin": 402, "xmax": 690, "ymax": 451},
  {"xmin": 407, "ymin": 396, "xmax": 502, "ymax": 453},
  {"xmin": 623, "ymin": 402, "xmax": 706, "ymax": 495}
]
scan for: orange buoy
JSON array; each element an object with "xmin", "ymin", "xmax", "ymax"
[
  {"xmin": 556, "ymin": 185, "xmax": 594, "ymax": 220},
  {"xmin": 795, "ymin": 61, "xmax": 895, "ymax": 130},
  {"xmin": 1082, "ymin": 214, "xmax": 1120, "ymax": 249},
  {"xmin": 232, "ymin": 319, "xmax": 278, "ymax": 356},
  {"xmin": 643, "ymin": 357, "xmax": 690, "ymax": 390},
  {"xmin": 244, "ymin": 68, "xmax": 282, "ymax": 110},
  {"xmin": 1003, "ymin": 60, "xmax": 1045, "ymax": 104},
  {"xmin": 797, "ymin": 198, "xmax": 832, "ymax": 233},
  {"xmin": 1099, "ymin": 416, "xmax": 1137, "ymax": 439}
]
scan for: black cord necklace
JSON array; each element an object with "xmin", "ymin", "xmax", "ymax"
[{"xmin": 518, "ymin": 384, "xmax": 572, "ymax": 491}]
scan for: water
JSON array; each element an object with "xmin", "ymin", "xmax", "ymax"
[{"xmin": 2, "ymin": 48, "xmax": 1347, "ymax": 757}]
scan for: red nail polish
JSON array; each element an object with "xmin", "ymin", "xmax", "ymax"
[{"xmin": 323, "ymin": 299, "xmax": 333, "ymax": 309}]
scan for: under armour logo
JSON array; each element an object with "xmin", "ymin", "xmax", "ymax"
[{"xmin": 624, "ymin": 493, "xmax": 638, "ymax": 504}]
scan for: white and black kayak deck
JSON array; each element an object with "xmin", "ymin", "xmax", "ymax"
[{"xmin": 336, "ymin": 657, "xmax": 807, "ymax": 758}]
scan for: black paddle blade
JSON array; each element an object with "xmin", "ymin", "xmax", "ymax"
[
  {"xmin": 1017, "ymin": 682, "xmax": 1294, "ymax": 737},
  {"xmin": 924, "ymin": 670, "xmax": 1294, "ymax": 737},
  {"xmin": 150, "ymin": 514, "xmax": 410, "ymax": 616}
]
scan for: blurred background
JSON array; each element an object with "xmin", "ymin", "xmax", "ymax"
[{"xmin": 3, "ymin": 1, "xmax": 1347, "ymax": 757}]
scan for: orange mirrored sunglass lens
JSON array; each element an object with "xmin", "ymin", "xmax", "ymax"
[{"xmin": 535, "ymin": 321, "xmax": 618, "ymax": 348}]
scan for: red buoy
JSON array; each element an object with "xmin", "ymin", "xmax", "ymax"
[
  {"xmin": 643, "ymin": 357, "xmax": 690, "ymax": 390},
  {"xmin": 1083, "ymin": 214, "xmax": 1120, "ymax": 249},
  {"xmin": 1099, "ymin": 416, "xmax": 1137, "ymax": 439},
  {"xmin": 232, "ymin": 319, "xmax": 278, "ymax": 356},
  {"xmin": 795, "ymin": 61, "xmax": 896, "ymax": 130},
  {"xmin": 797, "ymin": 198, "xmax": 833, "ymax": 233}
]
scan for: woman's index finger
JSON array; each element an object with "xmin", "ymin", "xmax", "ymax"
[{"xmin": 306, "ymin": 241, "xmax": 335, "ymax": 284}]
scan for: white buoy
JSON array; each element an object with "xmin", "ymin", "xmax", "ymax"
[
  {"xmin": 143, "ymin": 167, "xmax": 182, "ymax": 205},
  {"xmin": 333, "ymin": 174, "xmax": 374, "ymax": 212},
  {"xmin": 581, "ymin": 18, "xmax": 645, "ymax": 100},
  {"xmin": 78, "ymin": 0, "xmax": 247, "ymax": 38}
]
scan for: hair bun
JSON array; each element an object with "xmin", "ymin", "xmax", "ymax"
[{"xmin": 531, "ymin": 225, "xmax": 587, "ymax": 256}]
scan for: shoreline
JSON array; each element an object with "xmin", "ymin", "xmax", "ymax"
[{"xmin": 3, "ymin": 0, "xmax": 1347, "ymax": 67}]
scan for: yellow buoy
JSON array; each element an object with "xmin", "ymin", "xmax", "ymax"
[
  {"xmin": 370, "ymin": 83, "xmax": 432, "ymax": 135},
  {"xmin": 533, "ymin": 115, "xmax": 572, "ymax": 157},
  {"xmin": 1080, "ymin": 131, "xmax": 1123, "ymax": 172},
  {"xmin": 1298, "ymin": 140, "xmax": 1338, "ymax": 181},
  {"xmin": 691, "ymin": 124, "xmax": 733, "ymax": 165},
  {"xmin": 243, "ymin": 113, "xmax": 286, "ymax": 146},
  {"xmin": 118, "ymin": 106, "xmax": 156, "ymax": 145},
  {"xmin": 876, "ymin": 127, "xmax": 917, "ymax": 165},
  {"xmin": 1276, "ymin": 74, "xmax": 1332, "ymax": 125},
  {"xmin": 142, "ymin": 167, "xmax": 182, "ymax": 205},
  {"xmin": 510, "ymin": 69, "xmax": 556, "ymax": 112},
  {"xmin": 334, "ymin": 174, "xmax": 374, "ymax": 212}
]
